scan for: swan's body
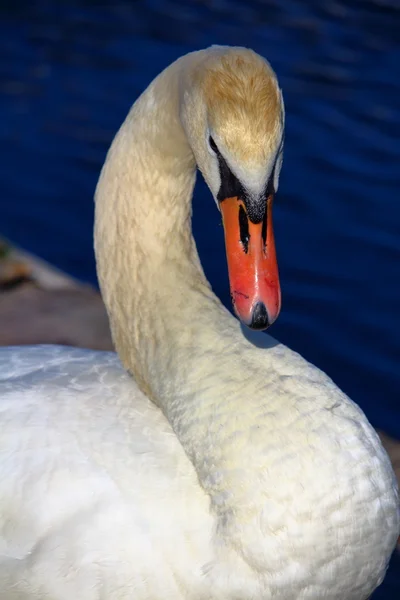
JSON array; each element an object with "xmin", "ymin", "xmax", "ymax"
[{"xmin": 0, "ymin": 47, "xmax": 398, "ymax": 599}]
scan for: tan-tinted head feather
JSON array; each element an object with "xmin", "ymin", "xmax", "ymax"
[{"xmin": 198, "ymin": 48, "xmax": 283, "ymax": 166}]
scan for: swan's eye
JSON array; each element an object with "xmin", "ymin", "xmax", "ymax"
[{"xmin": 209, "ymin": 136, "xmax": 219, "ymax": 154}]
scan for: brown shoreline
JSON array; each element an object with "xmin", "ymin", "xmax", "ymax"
[{"xmin": 0, "ymin": 237, "xmax": 113, "ymax": 350}]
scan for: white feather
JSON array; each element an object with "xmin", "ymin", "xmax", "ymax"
[{"xmin": 0, "ymin": 46, "xmax": 398, "ymax": 600}]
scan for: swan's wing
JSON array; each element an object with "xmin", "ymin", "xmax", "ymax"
[{"xmin": 0, "ymin": 346, "xmax": 211, "ymax": 599}]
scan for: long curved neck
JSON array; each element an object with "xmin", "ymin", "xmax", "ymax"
[
  {"xmin": 95, "ymin": 54, "xmax": 229, "ymax": 392},
  {"xmin": 94, "ymin": 53, "xmax": 281, "ymax": 567}
]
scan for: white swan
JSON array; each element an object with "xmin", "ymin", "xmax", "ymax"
[{"xmin": 0, "ymin": 46, "xmax": 398, "ymax": 600}]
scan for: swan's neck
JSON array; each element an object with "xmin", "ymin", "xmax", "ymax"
[
  {"xmin": 95, "ymin": 55, "xmax": 280, "ymax": 568},
  {"xmin": 95, "ymin": 55, "xmax": 232, "ymax": 398}
]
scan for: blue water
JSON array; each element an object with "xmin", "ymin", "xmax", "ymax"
[{"xmin": 1, "ymin": 0, "xmax": 399, "ymax": 594}]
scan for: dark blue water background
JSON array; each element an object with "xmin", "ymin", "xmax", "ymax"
[{"xmin": 0, "ymin": 1, "xmax": 399, "ymax": 594}]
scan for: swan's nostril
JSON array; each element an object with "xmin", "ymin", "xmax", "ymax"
[
  {"xmin": 261, "ymin": 208, "xmax": 267, "ymax": 250},
  {"xmin": 249, "ymin": 302, "xmax": 270, "ymax": 330},
  {"xmin": 238, "ymin": 205, "xmax": 250, "ymax": 253}
]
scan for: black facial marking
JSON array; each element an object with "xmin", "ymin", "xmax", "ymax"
[
  {"xmin": 245, "ymin": 201, "xmax": 265, "ymax": 225},
  {"xmin": 210, "ymin": 137, "xmax": 246, "ymax": 204},
  {"xmin": 261, "ymin": 209, "xmax": 267, "ymax": 248},
  {"xmin": 216, "ymin": 153, "xmax": 246, "ymax": 205},
  {"xmin": 239, "ymin": 205, "xmax": 250, "ymax": 253},
  {"xmin": 266, "ymin": 169, "xmax": 275, "ymax": 198},
  {"xmin": 216, "ymin": 148, "xmax": 277, "ymax": 225},
  {"xmin": 209, "ymin": 136, "xmax": 219, "ymax": 154},
  {"xmin": 261, "ymin": 172, "xmax": 274, "ymax": 247}
]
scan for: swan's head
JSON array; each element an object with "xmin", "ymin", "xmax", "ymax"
[{"xmin": 180, "ymin": 47, "xmax": 284, "ymax": 330}]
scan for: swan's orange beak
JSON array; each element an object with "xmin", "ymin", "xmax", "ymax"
[{"xmin": 220, "ymin": 195, "xmax": 281, "ymax": 330}]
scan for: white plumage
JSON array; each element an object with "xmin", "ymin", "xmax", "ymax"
[{"xmin": 0, "ymin": 47, "xmax": 398, "ymax": 599}]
